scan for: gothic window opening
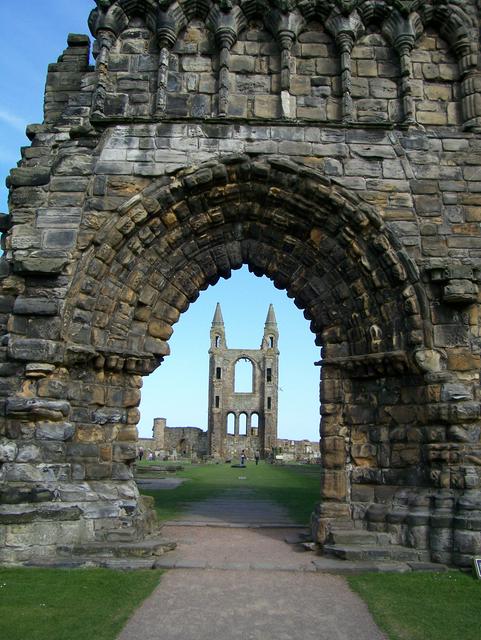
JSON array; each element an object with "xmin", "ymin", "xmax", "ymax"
[
  {"xmin": 239, "ymin": 413, "xmax": 247, "ymax": 436},
  {"xmin": 267, "ymin": 397, "xmax": 272, "ymax": 410},
  {"xmin": 216, "ymin": 366, "xmax": 222, "ymax": 379},
  {"xmin": 251, "ymin": 413, "xmax": 259, "ymax": 436},
  {"xmin": 234, "ymin": 358, "xmax": 254, "ymax": 393},
  {"xmin": 215, "ymin": 335, "xmax": 221, "ymax": 348},
  {"xmin": 215, "ymin": 395, "xmax": 220, "ymax": 408},
  {"xmin": 227, "ymin": 413, "xmax": 235, "ymax": 435},
  {"xmin": 268, "ymin": 336, "xmax": 274, "ymax": 348},
  {"xmin": 266, "ymin": 367, "xmax": 272, "ymax": 382}
]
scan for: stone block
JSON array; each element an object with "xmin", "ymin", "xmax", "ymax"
[
  {"xmin": 316, "ymin": 59, "xmax": 339, "ymax": 75},
  {"xmin": 16, "ymin": 444, "xmax": 42, "ymax": 463},
  {"xmin": 345, "ymin": 159, "xmax": 381, "ymax": 177},
  {"xmin": 13, "ymin": 298, "xmax": 59, "ymax": 316},
  {"xmin": 369, "ymin": 78, "xmax": 398, "ymax": 99},
  {"xmin": 36, "ymin": 422, "xmax": 75, "ymax": 441},
  {"xmin": 443, "ymin": 279, "xmax": 478, "ymax": 304},
  {"xmin": 113, "ymin": 443, "xmax": 137, "ymax": 462},
  {"xmin": 321, "ymin": 470, "xmax": 347, "ymax": 501},
  {"xmin": 191, "ymin": 94, "xmax": 211, "ymax": 118},
  {"xmin": 356, "ymin": 99, "xmax": 388, "ymax": 123},
  {"xmin": 290, "ymin": 75, "xmax": 311, "ymax": 96},
  {"xmin": 85, "ymin": 463, "xmax": 112, "ymax": 480},
  {"xmin": 3, "ymin": 463, "xmax": 44, "ymax": 482},
  {"xmin": 6, "ymin": 398, "xmax": 70, "ymax": 421},
  {"xmin": 433, "ymin": 324, "xmax": 470, "ymax": 348},
  {"xmin": 230, "ymin": 56, "xmax": 255, "ymax": 74},
  {"xmin": 14, "ymin": 252, "xmax": 69, "ymax": 275},
  {"xmin": 356, "ymin": 60, "xmax": 378, "ymax": 76},
  {"xmin": 322, "ymin": 436, "xmax": 345, "ymax": 468},
  {"xmin": 8, "ymin": 167, "xmax": 50, "ymax": 188},
  {"xmin": 5, "ymin": 521, "xmax": 87, "ymax": 547},
  {"xmin": 66, "ymin": 443, "xmax": 99, "ymax": 459},
  {"xmin": 253, "ymin": 95, "xmax": 280, "ymax": 119},
  {"xmin": 416, "ymin": 110, "xmax": 448, "ymax": 126},
  {"xmin": 0, "ymin": 440, "xmax": 18, "ymax": 462},
  {"xmin": 447, "ymin": 349, "xmax": 481, "ymax": 371},
  {"xmin": 166, "ymin": 95, "xmax": 189, "ymax": 117}
]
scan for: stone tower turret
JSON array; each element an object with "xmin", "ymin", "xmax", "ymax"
[
  {"xmin": 261, "ymin": 304, "xmax": 279, "ymax": 453},
  {"xmin": 207, "ymin": 304, "xmax": 279, "ymax": 459}
]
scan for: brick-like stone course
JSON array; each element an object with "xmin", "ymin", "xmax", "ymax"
[{"xmin": 1, "ymin": 0, "xmax": 481, "ymax": 566}]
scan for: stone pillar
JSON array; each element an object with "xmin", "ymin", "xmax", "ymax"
[
  {"xmin": 278, "ymin": 31, "xmax": 295, "ymax": 119},
  {"xmin": 461, "ymin": 72, "xmax": 481, "ymax": 131},
  {"xmin": 336, "ymin": 33, "xmax": 354, "ymax": 124},
  {"xmin": 325, "ymin": 11, "xmax": 364, "ymax": 125},
  {"xmin": 312, "ymin": 363, "xmax": 350, "ymax": 544},
  {"xmin": 455, "ymin": 38, "xmax": 481, "ymax": 131},
  {"xmin": 155, "ymin": 29, "xmax": 176, "ymax": 116},
  {"xmin": 394, "ymin": 36, "xmax": 416, "ymax": 125},
  {"xmin": 92, "ymin": 29, "xmax": 116, "ymax": 117},
  {"xmin": 216, "ymin": 28, "xmax": 236, "ymax": 117}
]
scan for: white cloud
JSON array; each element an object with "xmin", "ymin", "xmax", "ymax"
[{"xmin": 0, "ymin": 109, "xmax": 27, "ymax": 133}]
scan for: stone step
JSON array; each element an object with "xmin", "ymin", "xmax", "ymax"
[
  {"xmin": 323, "ymin": 544, "xmax": 431, "ymax": 563},
  {"xmin": 57, "ymin": 537, "xmax": 176, "ymax": 559},
  {"xmin": 328, "ymin": 529, "xmax": 391, "ymax": 546},
  {"xmin": 25, "ymin": 557, "xmax": 158, "ymax": 570}
]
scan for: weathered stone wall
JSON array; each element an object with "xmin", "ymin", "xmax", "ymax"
[
  {"xmin": 1, "ymin": 0, "xmax": 481, "ymax": 566},
  {"xmin": 276, "ymin": 438, "xmax": 320, "ymax": 461},
  {"xmin": 165, "ymin": 426, "xmax": 209, "ymax": 456}
]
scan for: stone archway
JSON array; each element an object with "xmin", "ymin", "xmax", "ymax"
[
  {"xmin": 2, "ymin": 0, "xmax": 481, "ymax": 567},
  {"xmin": 4, "ymin": 156, "xmax": 437, "ymax": 562}
]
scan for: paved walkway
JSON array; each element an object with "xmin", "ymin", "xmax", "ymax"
[{"xmin": 117, "ymin": 490, "xmax": 387, "ymax": 640}]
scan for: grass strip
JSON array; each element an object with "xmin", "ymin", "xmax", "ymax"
[
  {"xmin": 141, "ymin": 462, "xmax": 321, "ymax": 524},
  {"xmin": 0, "ymin": 568, "xmax": 162, "ymax": 640},
  {"xmin": 348, "ymin": 571, "xmax": 481, "ymax": 640}
]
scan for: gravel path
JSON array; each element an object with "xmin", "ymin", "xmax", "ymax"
[
  {"xmin": 117, "ymin": 569, "xmax": 387, "ymax": 640},
  {"xmin": 117, "ymin": 491, "xmax": 387, "ymax": 640}
]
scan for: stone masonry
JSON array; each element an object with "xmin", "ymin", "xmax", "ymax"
[
  {"xmin": 1, "ymin": 0, "xmax": 481, "ymax": 565},
  {"xmin": 138, "ymin": 417, "xmax": 209, "ymax": 457},
  {"xmin": 208, "ymin": 303, "xmax": 279, "ymax": 458}
]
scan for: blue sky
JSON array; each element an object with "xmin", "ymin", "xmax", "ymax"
[{"xmin": 0, "ymin": 1, "xmax": 322, "ymax": 441}]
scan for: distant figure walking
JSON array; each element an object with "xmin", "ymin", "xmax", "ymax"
[
  {"xmin": 138, "ymin": 447, "xmax": 144, "ymax": 461},
  {"xmin": 240, "ymin": 450, "xmax": 246, "ymax": 466},
  {"xmin": 255, "ymin": 450, "xmax": 260, "ymax": 465}
]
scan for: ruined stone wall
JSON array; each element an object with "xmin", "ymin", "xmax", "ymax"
[
  {"xmin": 276, "ymin": 438, "xmax": 320, "ymax": 461},
  {"xmin": 1, "ymin": 0, "xmax": 481, "ymax": 566},
  {"xmin": 208, "ymin": 304, "xmax": 279, "ymax": 458},
  {"xmin": 164, "ymin": 426, "xmax": 209, "ymax": 456}
]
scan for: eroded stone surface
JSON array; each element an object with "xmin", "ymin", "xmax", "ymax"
[{"xmin": 1, "ymin": 0, "xmax": 481, "ymax": 565}]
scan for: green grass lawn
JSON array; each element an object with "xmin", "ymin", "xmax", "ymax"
[
  {"xmin": 140, "ymin": 461, "xmax": 321, "ymax": 524},
  {"xmin": 348, "ymin": 571, "xmax": 481, "ymax": 640},
  {"xmin": 0, "ymin": 568, "xmax": 162, "ymax": 640}
]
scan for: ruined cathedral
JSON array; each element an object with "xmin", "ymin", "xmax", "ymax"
[
  {"xmin": 2, "ymin": 0, "xmax": 481, "ymax": 567},
  {"xmin": 138, "ymin": 304, "xmax": 319, "ymax": 460},
  {"xmin": 208, "ymin": 303, "xmax": 279, "ymax": 458}
]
